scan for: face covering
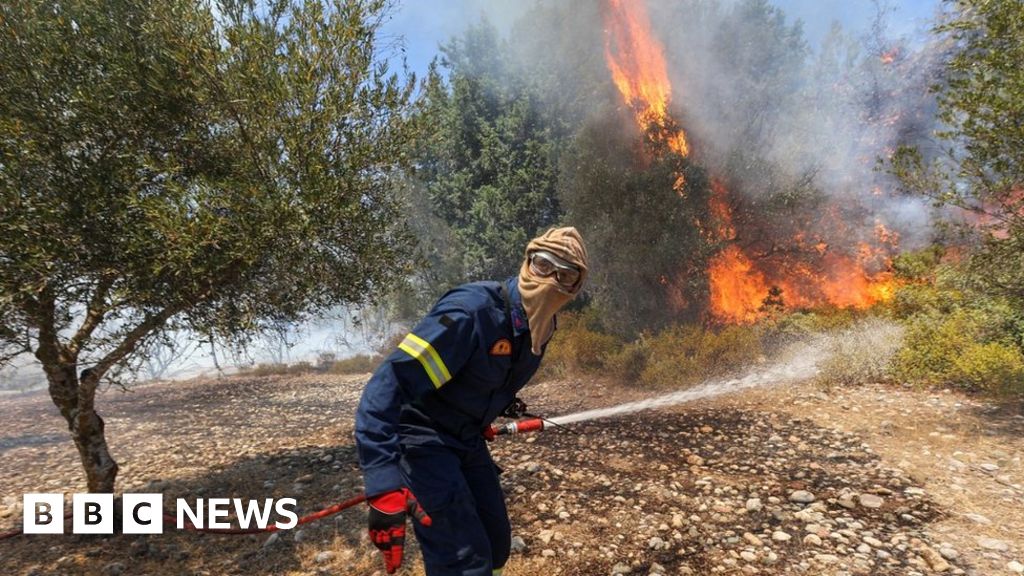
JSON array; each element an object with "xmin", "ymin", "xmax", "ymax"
[{"xmin": 518, "ymin": 227, "xmax": 589, "ymax": 355}]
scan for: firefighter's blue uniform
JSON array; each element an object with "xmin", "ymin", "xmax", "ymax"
[{"xmin": 355, "ymin": 277, "xmax": 546, "ymax": 576}]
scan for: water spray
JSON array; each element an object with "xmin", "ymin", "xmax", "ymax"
[
  {"xmin": 487, "ymin": 344, "xmax": 824, "ymax": 440},
  {"xmin": 550, "ymin": 347, "xmax": 822, "ymax": 426}
]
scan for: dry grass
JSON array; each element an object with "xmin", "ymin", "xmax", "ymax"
[{"xmin": 1, "ymin": 360, "xmax": 1021, "ymax": 575}]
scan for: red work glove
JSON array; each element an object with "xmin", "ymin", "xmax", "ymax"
[{"xmin": 368, "ymin": 488, "xmax": 432, "ymax": 574}]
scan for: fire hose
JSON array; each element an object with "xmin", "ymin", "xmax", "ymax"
[{"xmin": 0, "ymin": 418, "xmax": 553, "ymax": 541}]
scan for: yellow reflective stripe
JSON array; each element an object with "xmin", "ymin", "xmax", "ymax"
[
  {"xmin": 405, "ymin": 333, "xmax": 452, "ymax": 382},
  {"xmin": 492, "ymin": 570, "xmax": 503, "ymax": 576},
  {"xmin": 397, "ymin": 333, "xmax": 451, "ymax": 388},
  {"xmin": 397, "ymin": 338, "xmax": 441, "ymax": 388}
]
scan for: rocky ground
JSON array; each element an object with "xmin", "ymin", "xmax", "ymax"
[{"xmin": 0, "ymin": 370, "xmax": 1020, "ymax": 576}]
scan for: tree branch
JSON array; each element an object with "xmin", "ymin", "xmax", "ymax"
[
  {"xmin": 0, "ymin": 321, "xmax": 32, "ymax": 366},
  {"xmin": 0, "ymin": 321, "xmax": 27, "ymax": 348},
  {"xmin": 68, "ymin": 275, "xmax": 115, "ymax": 358},
  {"xmin": 29, "ymin": 288, "xmax": 72, "ymax": 369},
  {"xmin": 81, "ymin": 305, "xmax": 183, "ymax": 394}
]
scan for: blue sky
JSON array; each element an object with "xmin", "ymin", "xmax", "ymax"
[{"xmin": 378, "ymin": 0, "xmax": 944, "ymax": 80}]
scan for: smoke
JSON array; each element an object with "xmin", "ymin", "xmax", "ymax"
[
  {"xmin": 644, "ymin": 0, "xmax": 944, "ymax": 250},
  {"xmin": 385, "ymin": 0, "xmax": 956, "ymax": 327},
  {"xmin": 378, "ymin": 0, "xmax": 530, "ymax": 77},
  {"xmin": 414, "ymin": 0, "xmax": 944, "ymax": 251}
]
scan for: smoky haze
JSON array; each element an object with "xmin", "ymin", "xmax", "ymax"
[
  {"xmin": 647, "ymin": 0, "xmax": 943, "ymax": 248},
  {"xmin": 408, "ymin": 0, "xmax": 950, "ymax": 328},
  {"xmin": 396, "ymin": 0, "xmax": 944, "ymax": 247}
]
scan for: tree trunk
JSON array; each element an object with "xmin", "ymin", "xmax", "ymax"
[
  {"xmin": 72, "ymin": 410, "xmax": 118, "ymax": 493},
  {"xmin": 45, "ymin": 366, "xmax": 119, "ymax": 493}
]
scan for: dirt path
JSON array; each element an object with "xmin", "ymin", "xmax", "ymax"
[{"xmin": 0, "ymin": 373, "xmax": 1020, "ymax": 575}]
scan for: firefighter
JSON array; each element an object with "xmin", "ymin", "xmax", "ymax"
[{"xmin": 355, "ymin": 227, "xmax": 588, "ymax": 576}]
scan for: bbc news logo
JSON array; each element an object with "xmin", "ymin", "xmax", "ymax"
[{"xmin": 23, "ymin": 494, "xmax": 299, "ymax": 534}]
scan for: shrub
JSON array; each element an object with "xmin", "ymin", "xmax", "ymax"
[
  {"xmin": 287, "ymin": 361, "xmax": 314, "ymax": 374},
  {"xmin": 638, "ymin": 324, "xmax": 763, "ymax": 388},
  {"xmin": 317, "ymin": 352, "xmax": 338, "ymax": 371},
  {"xmin": 241, "ymin": 363, "xmax": 293, "ymax": 377},
  {"xmin": 814, "ymin": 318, "xmax": 904, "ymax": 388},
  {"xmin": 240, "ymin": 361, "xmax": 320, "ymax": 377},
  {"xmin": 891, "ymin": 246, "xmax": 945, "ymax": 281},
  {"xmin": 890, "ymin": 307, "xmax": 1024, "ymax": 393},
  {"xmin": 605, "ymin": 338, "xmax": 650, "ymax": 381},
  {"xmin": 541, "ymin": 311, "xmax": 622, "ymax": 378},
  {"xmin": 891, "ymin": 311, "xmax": 980, "ymax": 387},
  {"xmin": 890, "ymin": 282, "xmax": 962, "ymax": 320},
  {"xmin": 953, "ymin": 342, "xmax": 1024, "ymax": 396},
  {"xmin": 329, "ymin": 354, "xmax": 383, "ymax": 375}
]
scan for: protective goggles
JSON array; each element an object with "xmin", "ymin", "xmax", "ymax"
[{"xmin": 528, "ymin": 250, "xmax": 581, "ymax": 289}]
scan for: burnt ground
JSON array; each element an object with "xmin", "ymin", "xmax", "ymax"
[{"xmin": 0, "ymin": 372, "xmax": 1020, "ymax": 576}]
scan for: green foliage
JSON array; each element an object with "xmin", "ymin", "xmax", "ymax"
[
  {"xmin": 890, "ymin": 278, "xmax": 968, "ymax": 320},
  {"xmin": 540, "ymin": 310, "xmax": 764, "ymax": 390},
  {"xmin": 889, "ymin": 0, "xmax": 1024, "ymax": 309},
  {"xmin": 0, "ymin": 0, "xmax": 418, "ymax": 491},
  {"xmin": 605, "ymin": 339, "xmax": 651, "ymax": 383},
  {"xmin": 560, "ymin": 111, "xmax": 714, "ymax": 336},
  {"xmin": 882, "ymin": 246, "xmax": 1024, "ymax": 395},
  {"xmin": 891, "ymin": 246, "xmax": 947, "ymax": 281},
  {"xmin": 889, "ymin": 258, "xmax": 1020, "ymax": 339},
  {"xmin": 0, "ymin": 0, "xmax": 417, "ymax": 379},
  {"xmin": 952, "ymin": 342, "xmax": 1024, "ymax": 396},
  {"xmin": 966, "ymin": 231, "xmax": 1024, "ymax": 308},
  {"xmin": 891, "ymin": 308, "xmax": 1018, "ymax": 389},
  {"xmin": 407, "ymin": 21, "xmax": 563, "ymax": 299}
]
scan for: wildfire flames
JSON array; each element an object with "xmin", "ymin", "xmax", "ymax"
[
  {"xmin": 603, "ymin": 0, "xmax": 689, "ymax": 159},
  {"xmin": 603, "ymin": 0, "xmax": 898, "ymax": 324}
]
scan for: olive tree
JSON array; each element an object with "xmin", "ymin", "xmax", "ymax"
[
  {"xmin": 0, "ymin": 0, "xmax": 416, "ymax": 492},
  {"xmin": 890, "ymin": 0, "xmax": 1024, "ymax": 305}
]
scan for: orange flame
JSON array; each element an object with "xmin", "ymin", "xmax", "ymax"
[
  {"xmin": 603, "ymin": 0, "xmax": 689, "ymax": 159},
  {"xmin": 708, "ymin": 245, "xmax": 770, "ymax": 324},
  {"xmin": 708, "ymin": 232, "xmax": 899, "ymax": 323},
  {"xmin": 602, "ymin": 0, "xmax": 899, "ymax": 324}
]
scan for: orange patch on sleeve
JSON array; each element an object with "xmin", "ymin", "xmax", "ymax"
[{"xmin": 489, "ymin": 338, "xmax": 512, "ymax": 356}]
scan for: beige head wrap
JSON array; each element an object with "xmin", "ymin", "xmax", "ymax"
[{"xmin": 518, "ymin": 227, "xmax": 589, "ymax": 355}]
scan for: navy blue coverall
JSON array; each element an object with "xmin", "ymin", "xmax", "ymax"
[{"xmin": 355, "ymin": 277, "xmax": 546, "ymax": 575}]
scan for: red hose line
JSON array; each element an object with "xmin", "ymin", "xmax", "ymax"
[
  {"xmin": 0, "ymin": 511, "xmax": 75, "ymax": 542},
  {"xmin": 0, "ymin": 494, "xmax": 368, "ymax": 540},
  {"xmin": 166, "ymin": 493, "xmax": 367, "ymax": 535}
]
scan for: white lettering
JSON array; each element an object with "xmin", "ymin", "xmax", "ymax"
[
  {"xmin": 176, "ymin": 498, "xmax": 203, "ymax": 529},
  {"xmin": 233, "ymin": 498, "xmax": 274, "ymax": 529},
  {"xmin": 274, "ymin": 498, "xmax": 298, "ymax": 530},
  {"xmin": 207, "ymin": 498, "xmax": 231, "ymax": 529}
]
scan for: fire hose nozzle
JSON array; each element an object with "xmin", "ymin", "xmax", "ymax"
[{"xmin": 483, "ymin": 418, "xmax": 546, "ymax": 440}]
